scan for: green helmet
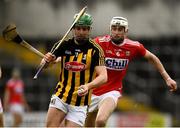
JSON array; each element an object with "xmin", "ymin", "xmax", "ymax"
[{"xmin": 74, "ymin": 13, "xmax": 93, "ymax": 26}]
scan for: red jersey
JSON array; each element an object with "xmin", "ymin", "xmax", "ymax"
[
  {"xmin": 93, "ymin": 35, "xmax": 146, "ymax": 95},
  {"xmin": 6, "ymin": 78, "xmax": 24, "ymax": 104}
]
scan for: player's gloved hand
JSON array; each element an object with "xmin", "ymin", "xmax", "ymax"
[
  {"xmin": 166, "ymin": 78, "xmax": 177, "ymax": 92},
  {"xmin": 77, "ymin": 85, "xmax": 88, "ymax": 96}
]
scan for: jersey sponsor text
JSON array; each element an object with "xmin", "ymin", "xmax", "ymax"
[{"xmin": 105, "ymin": 57, "xmax": 129, "ymax": 70}]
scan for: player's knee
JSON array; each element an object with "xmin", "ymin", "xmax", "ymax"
[
  {"xmin": 17, "ymin": 117, "xmax": 22, "ymax": 123},
  {"xmin": 95, "ymin": 116, "xmax": 107, "ymax": 127},
  {"xmin": 14, "ymin": 114, "xmax": 22, "ymax": 126}
]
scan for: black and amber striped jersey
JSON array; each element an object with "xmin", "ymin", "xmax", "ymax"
[{"xmin": 52, "ymin": 37, "xmax": 105, "ymax": 106}]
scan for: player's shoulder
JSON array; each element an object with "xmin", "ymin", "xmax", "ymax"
[
  {"xmin": 57, "ymin": 37, "xmax": 73, "ymax": 48},
  {"xmin": 7, "ymin": 79, "xmax": 14, "ymax": 86},
  {"xmin": 95, "ymin": 35, "xmax": 111, "ymax": 43},
  {"xmin": 63, "ymin": 37, "xmax": 72, "ymax": 42},
  {"xmin": 90, "ymin": 38, "xmax": 103, "ymax": 49},
  {"xmin": 124, "ymin": 38, "xmax": 142, "ymax": 47},
  {"xmin": 56, "ymin": 37, "xmax": 72, "ymax": 45},
  {"xmin": 51, "ymin": 38, "xmax": 71, "ymax": 52},
  {"xmin": 61, "ymin": 37, "xmax": 73, "ymax": 45},
  {"xmin": 89, "ymin": 38, "xmax": 104, "ymax": 53}
]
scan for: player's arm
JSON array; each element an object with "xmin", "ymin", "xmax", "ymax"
[
  {"xmin": 87, "ymin": 65, "xmax": 107, "ymax": 89},
  {"xmin": 3, "ymin": 87, "xmax": 10, "ymax": 111},
  {"xmin": 144, "ymin": 50, "xmax": 177, "ymax": 92},
  {"xmin": 78, "ymin": 65, "xmax": 107, "ymax": 96}
]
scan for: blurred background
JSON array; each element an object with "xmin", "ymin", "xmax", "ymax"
[{"xmin": 0, "ymin": 0, "xmax": 180, "ymax": 127}]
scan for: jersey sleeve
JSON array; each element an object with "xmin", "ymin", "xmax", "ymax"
[
  {"xmin": 93, "ymin": 43, "xmax": 105, "ymax": 66},
  {"xmin": 94, "ymin": 37, "xmax": 99, "ymax": 44},
  {"xmin": 136, "ymin": 42, "xmax": 146, "ymax": 57},
  {"xmin": 51, "ymin": 41, "xmax": 65, "ymax": 57},
  {"xmin": 92, "ymin": 37, "xmax": 105, "ymax": 66},
  {"xmin": 94, "ymin": 37, "xmax": 103, "ymax": 47}
]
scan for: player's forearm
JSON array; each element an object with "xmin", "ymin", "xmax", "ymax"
[
  {"xmin": 77, "ymin": 66, "xmax": 107, "ymax": 96},
  {"xmin": 87, "ymin": 66, "xmax": 107, "ymax": 90},
  {"xmin": 3, "ymin": 97, "xmax": 9, "ymax": 110},
  {"xmin": 3, "ymin": 90, "xmax": 10, "ymax": 110},
  {"xmin": 148, "ymin": 54, "xmax": 171, "ymax": 81},
  {"xmin": 87, "ymin": 74, "xmax": 107, "ymax": 90}
]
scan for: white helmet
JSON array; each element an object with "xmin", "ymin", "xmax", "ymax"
[{"xmin": 110, "ymin": 16, "xmax": 128, "ymax": 32}]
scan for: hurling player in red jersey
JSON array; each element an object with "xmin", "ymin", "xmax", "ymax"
[
  {"xmin": 0, "ymin": 66, "xmax": 4, "ymax": 127},
  {"xmin": 85, "ymin": 16, "xmax": 177, "ymax": 127},
  {"xmin": 4, "ymin": 68, "xmax": 29, "ymax": 127}
]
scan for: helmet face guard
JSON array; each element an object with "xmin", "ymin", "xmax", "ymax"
[
  {"xmin": 110, "ymin": 16, "xmax": 128, "ymax": 32},
  {"xmin": 74, "ymin": 13, "xmax": 93, "ymax": 27}
]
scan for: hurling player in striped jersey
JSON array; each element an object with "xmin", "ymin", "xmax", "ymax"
[
  {"xmin": 41, "ymin": 13, "xmax": 107, "ymax": 127},
  {"xmin": 85, "ymin": 16, "xmax": 177, "ymax": 127}
]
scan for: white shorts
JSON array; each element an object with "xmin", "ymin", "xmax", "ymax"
[
  {"xmin": 10, "ymin": 103, "xmax": 24, "ymax": 115},
  {"xmin": 0, "ymin": 99, "xmax": 3, "ymax": 113},
  {"xmin": 49, "ymin": 95, "xmax": 88, "ymax": 126},
  {"xmin": 88, "ymin": 91, "xmax": 121, "ymax": 112}
]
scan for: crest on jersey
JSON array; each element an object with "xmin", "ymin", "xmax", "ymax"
[
  {"xmin": 114, "ymin": 49, "xmax": 121, "ymax": 56},
  {"xmin": 106, "ymin": 50, "xmax": 113, "ymax": 54},
  {"xmin": 65, "ymin": 61, "xmax": 86, "ymax": 72},
  {"xmin": 65, "ymin": 50, "xmax": 72, "ymax": 55},
  {"xmin": 126, "ymin": 51, "xmax": 130, "ymax": 56},
  {"xmin": 116, "ymin": 51, "xmax": 120, "ymax": 56},
  {"xmin": 75, "ymin": 49, "xmax": 81, "ymax": 52}
]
